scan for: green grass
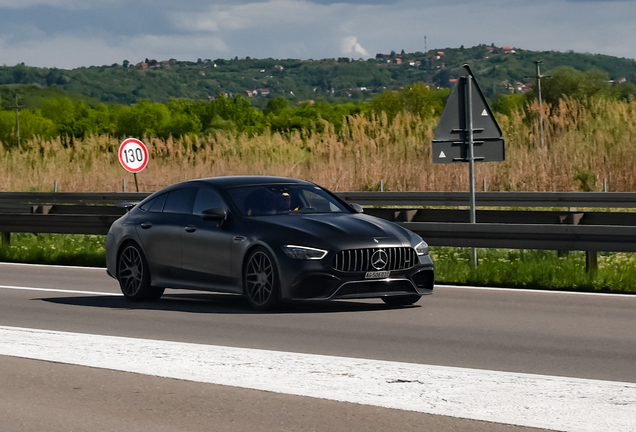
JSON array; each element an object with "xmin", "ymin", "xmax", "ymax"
[
  {"xmin": 1, "ymin": 234, "xmax": 636, "ymax": 294},
  {"xmin": 432, "ymin": 247, "xmax": 636, "ymax": 294},
  {"xmin": 0, "ymin": 233, "xmax": 106, "ymax": 268}
]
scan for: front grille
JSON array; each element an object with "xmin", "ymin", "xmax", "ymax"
[{"xmin": 332, "ymin": 247, "xmax": 417, "ymax": 272}]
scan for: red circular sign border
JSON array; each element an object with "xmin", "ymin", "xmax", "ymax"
[{"xmin": 118, "ymin": 138, "xmax": 149, "ymax": 173}]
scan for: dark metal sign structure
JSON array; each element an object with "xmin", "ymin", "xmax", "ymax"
[
  {"xmin": 432, "ymin": 65, "xmax": 505, "ymax": 266},
  {"xmin": 432, "ymin": 65, "xmax": 505, "ymax": 163}
]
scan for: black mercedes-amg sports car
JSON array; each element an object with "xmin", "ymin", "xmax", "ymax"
[{"xmin": 106, "ymin": 176, "xmax": 434, "ymax": 310}]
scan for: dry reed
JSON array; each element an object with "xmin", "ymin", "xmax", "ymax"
[{"xmin": 2, "ymin": 98, "xmax": 636, "ymax": 193}]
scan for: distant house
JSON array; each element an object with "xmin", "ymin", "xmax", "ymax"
[
  {"xmin": 274, "ymin": 65, "xmax": 284, "ymax": 71},
  {"xmin": 395, "ymin": 58, "xmax": 402, "ymax": 65},
  {"xmin": 449, "ymin": 79, "xmax": 457, "ymax": 84},
  {"xmin": 437, "ymin": 51, "xmax": 445, "ymax": 56},
  {"xmin": 245, "ymin": 90, "xmax": 253, "ymax": 97},
  {"xmin": 256, "ymin": 88, "xmax": 270, "ymax": 97},
  {"xmin": 160, "ymin": 60, "xmax": 170, "ymax": 69},
  {"xmin": 502, "ymin": 46, "xmax": 515, "ymax": 55},
  {"xmin": 199, "ymin": 71, "xmax": 205, "ymax": 76}
]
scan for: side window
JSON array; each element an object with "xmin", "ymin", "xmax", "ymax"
[
  {"xmin": 163, "ymin": 188, "xmax": 196, "ymax": 214},
  {"xmin": 149, "ymin": 194, "xmax": 167, "ymax": 213},
  {"xmin": 138, "ymin": 197, "xmax": 155, "ymax": 212},
  {"xmin": 192, "ymin": 188, "xmax": 226, "ymax": 216}
]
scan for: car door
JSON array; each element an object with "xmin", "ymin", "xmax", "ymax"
[
  {"xmin": 181, "ymin": 186, "xmax": 237, "ymax": 290},
  {"xmin": 135, "ymin": 187, "xmax": 196, "ymax": 283}
]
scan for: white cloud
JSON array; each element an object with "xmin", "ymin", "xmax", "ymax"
[
  {"xmin": 0, "ymin": 0, "xmax": 119, "ymax": 9},
  {"xmin": 173, "ymin": 0, "xmax": 335, "ymax": 32},
  {"xmin": 341, "ymin": 36, "xmax": 369, "ymax": 57},
  {"xmin": 0, "ymin": 34, "xmax": 229, "ymax": 69},
  {"xmin": 1, "ymin": 0, "xmax": 635, "ymax": 68}
]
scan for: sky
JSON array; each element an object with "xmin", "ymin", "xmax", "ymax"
[{"xmin": 0, "ymin": 0, "xmax": 635, "ymax": 70}]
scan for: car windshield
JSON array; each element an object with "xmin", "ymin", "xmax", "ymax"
[{"xmin": 227, "ymin": 184, "xmax": 350, "ymax": 216}]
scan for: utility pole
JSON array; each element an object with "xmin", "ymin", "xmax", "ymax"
[
  {"xmin": 424, "ymin": 35, "xmax": 427, "ymax": 53},
  {"xmin": 9, "ymin": 95, "xmax": 24, "ymax": 148},
  {"xmin": 525, "ymin": 60, "xmax": 551, "ymax": 147}
]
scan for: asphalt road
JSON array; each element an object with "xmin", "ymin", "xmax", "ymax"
[{"xmin": 2, "ymin": 262, "xmax": 636, "ymax": 431}]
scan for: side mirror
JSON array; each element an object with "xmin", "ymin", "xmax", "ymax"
[
  {"xmin": 118, "ymin": 202, "xmax": 138, "ymax": 213},
  {"xmin": 201, "ymin": 207, "xmax": 228, "ymax": 221},
  {"xmin": 349, "ymin": 203, "xmax": 364, "ymax": 213}
]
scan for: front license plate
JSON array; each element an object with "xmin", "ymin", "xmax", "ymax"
[{"xmin": 365, "ymin": 271, "xmax": 390, "ymax": 279}]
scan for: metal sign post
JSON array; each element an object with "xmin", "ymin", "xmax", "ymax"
[
  {"xmin": 432, "ymin": 65, "xmax": 506, "ymax": 267},
  {"xmin": 466, "ymin": 75, "xmax": 477, "ymax": 266}
]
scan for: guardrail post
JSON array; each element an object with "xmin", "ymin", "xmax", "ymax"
[
  {"xmin": 586, "ymin": 250, "xmax": 598, "ymax": 273},
  {"xmin": 558, "ymin": 212, "xmax": 597, "ymax": 272},
  {"xmin": 558, "ymin": 213, "xmax": 584, "ymax": 257}
]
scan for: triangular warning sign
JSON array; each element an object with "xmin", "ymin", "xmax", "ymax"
[
  {"xmin": 439, "ymin": 151, "xmax": 446, "ymax": 158},
  {"xmin": 433, "ymin": 65, "xmax": 502, "ymax": 142}
]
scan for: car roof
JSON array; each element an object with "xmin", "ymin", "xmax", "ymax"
[{"xmin": 186, "ymin": 175, "xmax": 314, "ymax": 188}]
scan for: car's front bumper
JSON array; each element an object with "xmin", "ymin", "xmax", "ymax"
[{"xmin": 282, "ymin": 254, "xmax": 434, "ymax": 301}]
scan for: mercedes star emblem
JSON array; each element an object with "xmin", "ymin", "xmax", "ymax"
[{"xmin": 371, "ymin": 250, "xmax": 389, "ymax": 270}]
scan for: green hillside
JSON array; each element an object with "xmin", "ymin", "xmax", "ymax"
[{"xmin": 1, "ymin": 45, "xmax": 635, "ymax": 108}]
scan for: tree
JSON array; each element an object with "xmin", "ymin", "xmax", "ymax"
[
  {"xmin": 371, "ymin": 83, "xmax": 447, "ymax": 122},
  {"xmin": 538, "ymin": 66, "xmax": 611, "ymax": 105},
  {"xmin": 491, "ymin": 93, "xmax": 529, "ymax": 116},
  {"xmin": 264, "ymin": 97, "xmax": 289, "ymax": 116}
]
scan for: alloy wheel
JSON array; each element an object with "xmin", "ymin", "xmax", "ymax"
[
  {"xmin": 245, "ymin": 251, "xmax": 275, "ymax": 306},
  {"xmin": 118, "ymin": 245, "xmax": 144, "ymax": 297}
]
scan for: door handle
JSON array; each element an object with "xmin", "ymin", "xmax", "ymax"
[
  {"xmin": 140, "ymin": 222, "xmax": 152, "ymax": 229},
  {"xmin": 185, "ymin": 225, "xmax": 197, "ymax": 233}
]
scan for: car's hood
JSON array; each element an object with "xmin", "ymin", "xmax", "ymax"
[{"xmin": 253, "ymin": 213, "xmax": 414, "ymax": 247}]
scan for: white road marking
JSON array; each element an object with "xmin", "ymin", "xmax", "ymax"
[
  {"xmin": 0, "ymin": 326, "xmax": 634, "ymax": 432},
  {"xmin": 2, "ymin": 262, "xmax": 635, "ymax": 298},
  {"xmin": 0, "ymin": 261, "xmax": 105, "ymax": 270},
  {"xmin": 0, "ymin": 285, "xmax": 120, "ymax": 296},
  {"xmin": 440, "ymin": 284, "xmax": 636, "ymax": 298}
]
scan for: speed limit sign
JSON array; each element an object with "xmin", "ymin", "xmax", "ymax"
[{"xmin": 118, "ymin": 138, "xmax": 149, "ymax": 173}]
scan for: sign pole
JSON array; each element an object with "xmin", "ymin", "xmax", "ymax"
[
  {"xmin": 134, "ymin": 173, "xmax": 139, "ymax": 192},
  {"xmin": 466, "ymin": 75, "xmax": 478, "ymax": 267},
  {"xmin": 432, "ymin": 65, "xmax": 505, "ymax": 268}
]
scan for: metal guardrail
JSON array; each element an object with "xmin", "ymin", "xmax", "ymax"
[
  {"xmin": 0, "ymin": 192, "xmax": 149, "ymax": 206},
  {"xmin": 399, "ymin": 222, "xmax": 636, "ymax": 253},
  {"xmin": 3, "ymin": 191, "xmax": 636, "ymax": 208},
  {"xmin": 2, "ymin": 191, "xmax": 636, "ymax": 252},
  {"xmin": 337, "ymin": 191, "xmax": 636, "ymax": 208}
]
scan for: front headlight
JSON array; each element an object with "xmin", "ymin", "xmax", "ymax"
[
  {"xmin": 415, "ymin": 240, "xmax": 429, "ymax": 256},
  {"xmin": 282, "ymin": 245, "xmax": 328, "ymax": 260}
]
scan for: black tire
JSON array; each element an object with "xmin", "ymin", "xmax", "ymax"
[
  {"xmin": 382, "ymin": 294, "xmax": 421, "ymax": 306},
  {"xmin": 117, "ymin": 243, "xmax": 164, "ymax": 302},
  {"xmin": 244, "ymin": 247, "xmax": 279, "ymax": 311}
]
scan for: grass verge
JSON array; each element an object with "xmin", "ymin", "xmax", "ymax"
[
  {"xmin": 1, "ymin": 235, "xmax": 635, "ymax": 294},
  {"xmin": 0, "ymin": 233, "xmax": 106, "ymax": 268},
  {"xmin": 432, "ymin": 247, "xmax": 636, "ymax": 294}
]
